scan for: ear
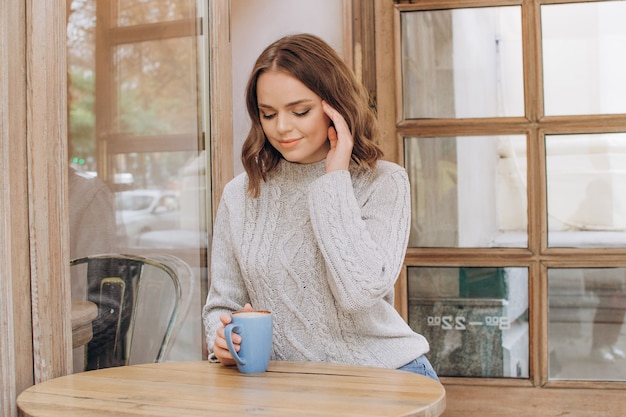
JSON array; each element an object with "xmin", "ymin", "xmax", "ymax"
[{"xmin": 327, "ymin": 125, "xmax": 338, "ymax": 142}]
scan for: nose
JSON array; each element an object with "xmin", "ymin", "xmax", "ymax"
[{"xmin": 276, "ymin": 112, "xmax": 292, "ymax": 134}]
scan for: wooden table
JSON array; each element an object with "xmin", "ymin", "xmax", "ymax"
[{"xmin": 17, "ymin": 360, "xmax": 446, "ymax": 416}]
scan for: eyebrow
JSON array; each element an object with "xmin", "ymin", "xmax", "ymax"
[{"xmin": 258, "ymin": 99, "xmax": 314, "ymax": 109}]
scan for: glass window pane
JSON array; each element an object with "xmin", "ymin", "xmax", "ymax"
[
  {"xmin": 408, "ymin": 266, "xmax": 529, "ymax": 378},
  {"xmin": 111, "ymin": 150, "xmax": 206, "ymax": 248},
  {"xmin": 116, "ymin": 38, "xmax": 199, "ymax": 135},
  {"xmin": 400, "ymin": 6, "xmax": 524, "ymax": 119},
  {"xmin": 67, "ymin": 0, "xmax": 207, "ymax": 373},
  {"xmin": 549, "ymin": 268, "xmax": 626, "ymax": 381},
  {"xmin": 542, "ymin": 1, "xmax": 626, "ymax": 116},
  {"xmin": 405, "ymin": 135, "xmax": 527, "ymax": 248},
  {"xmin": 546, "ymin": 133, "xmax": 626, "ymax": 248},
  {"xmin": 117, "ymin": 0, "xmax": 195, "ymax": 26}
]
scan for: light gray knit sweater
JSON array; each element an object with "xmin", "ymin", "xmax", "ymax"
[{"xmin": 202, "ymin": 158, "xmax": 429, "ymax": 369}]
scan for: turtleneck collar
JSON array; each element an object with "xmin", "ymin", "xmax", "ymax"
[{"xmin": 274, "ymin": 158, "xmax": 327, "ymax": 182}]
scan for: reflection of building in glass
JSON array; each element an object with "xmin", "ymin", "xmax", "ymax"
[{"xmin": 408, "ymin": 267, "xmax": 529, "ymax": 378}]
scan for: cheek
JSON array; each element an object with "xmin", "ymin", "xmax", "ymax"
[
  {"xmin": 259, "ymin": 119, "xmax": 273, "ymax": 136},
  {"xmin": 305, "ymin": 115, "xmax": 330, "ymax": 140}
]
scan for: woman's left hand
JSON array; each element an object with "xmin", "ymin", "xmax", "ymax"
[{"xmin": 322, "ymin": 101, "xmax": 354, "ymax": 173}]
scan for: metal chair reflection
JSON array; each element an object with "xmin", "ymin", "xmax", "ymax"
[{"xmin": 70, "ymin": 253, "xmax": 189, "ymax": 370}]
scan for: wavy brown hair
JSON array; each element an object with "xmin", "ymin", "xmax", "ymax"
[{"xmin": 241, "ymin": 33, "xmax": 384, "ymax": 197}]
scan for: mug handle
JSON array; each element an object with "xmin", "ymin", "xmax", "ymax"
[{"xmin": 224, "ymin": 323, "xmax": 245, "ymax": 366}]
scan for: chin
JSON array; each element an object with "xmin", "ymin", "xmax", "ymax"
[
  {"xmin": 282, "ymin": 156, "xmax": 306, "ymax": 164},
  {"xmin": 279, "ymin": 151, "xmax": 304, "ymax": 163}
]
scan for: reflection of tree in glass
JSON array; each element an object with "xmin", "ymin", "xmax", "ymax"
[
  {"xmin": 66, "ymin": 0, "xmax": 198, "ymax": 172},
  {"xmin": 117, "ymin": 0, "xmax": 195, "ymax": 26},
  {"xmin": 67, "ymin": 0, "xmax": 96, "ymax": 67},
  {"xmin": 116, "ymin": 36, "xmax": 198, "ymax": 136},
  {"xmin": 67, "ymin": 0, "xmax": 97, "ymax": 167}
]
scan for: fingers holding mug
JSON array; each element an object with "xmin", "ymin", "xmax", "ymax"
[{"xmin": 213, "ymin": 311, "xmax": 241, "ymax": 364}]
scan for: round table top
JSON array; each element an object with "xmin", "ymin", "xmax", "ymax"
[{"xmin": 17, "ymin": 360, "xmax": 446, "ymax": 417}]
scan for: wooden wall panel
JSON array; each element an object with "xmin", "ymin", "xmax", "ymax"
[
  {"xmin": 1, "ymin": 1, "xmax": 71, "ymax": 416},
  {"xmin": 25, "ymin": 0, "xmax": 72, "ymax": 383},
  {"xmin": 374, "ymin": 0, "xmax": 400, "ymax": 163},
  {"xmin": 208, "ymin": 0, "xmax": 233, "ymax": 219},
  {"xmin": 442, "ymin": 384, "xmax": 626, "ymax": 417},
  {"xmin": 1, "ymin": 1, "xmax": 32, "ymax": 416}
]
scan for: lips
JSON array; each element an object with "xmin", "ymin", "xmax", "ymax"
[{"xmin": 278, "ymin": 139, "xmax": 301, "ymax": 149}]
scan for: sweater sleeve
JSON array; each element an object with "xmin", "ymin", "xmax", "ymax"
[
  {"xmin": 307, "ymin": 165, "xmax": 411, "ymax": 312},
  {"xmin": 202, "ymin": 182, "xmax": 250, "ymax": 352}
]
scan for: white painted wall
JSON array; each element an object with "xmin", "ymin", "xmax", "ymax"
[{"xmin": 230, "ymin": 0, "xmax": 345, "ymax": 175}]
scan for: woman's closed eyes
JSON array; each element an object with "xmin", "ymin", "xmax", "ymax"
[{"xmin": 260, "ymin": 108, "xmax": 311, "ymax": 120}]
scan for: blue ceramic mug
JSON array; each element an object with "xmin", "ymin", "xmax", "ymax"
[{"xmin": 224, "ymin": 310, "xmax": 273, "ymax": 374}]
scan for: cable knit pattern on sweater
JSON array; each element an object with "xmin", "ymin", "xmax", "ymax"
[{"xmin": 203, "ymin": 159, "xmax": 429, "ymax": 369}]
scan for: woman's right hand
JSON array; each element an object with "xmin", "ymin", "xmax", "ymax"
[
  {"xmin": 322, "ymin": 101, "xmax": 354, "ymax": 173},
  {"xmin": 212, "ymin": 303, "xmax": 253, "ymax": 365}
]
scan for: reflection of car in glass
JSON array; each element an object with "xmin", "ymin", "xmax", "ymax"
[
  {"xmin": 116, "ymin": 189, "xmax": 180, "ymax": 246},
  {"xmin": 137, "ymin": 229, "xmax": 209, "ymax": 250}
]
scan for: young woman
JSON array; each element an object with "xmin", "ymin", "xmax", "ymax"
[{"xmin": 202, "ymin": 33, "xmax": 438, "ymax": 381}]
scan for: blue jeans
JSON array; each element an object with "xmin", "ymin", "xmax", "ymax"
[{"xmin": 397, "ymin": 355, "xmax": 440, "ymax": 382}]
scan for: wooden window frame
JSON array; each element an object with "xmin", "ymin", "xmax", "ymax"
[
  {"xmin": 94, "ymin": 1, "xmax": 203, "ymax": 180},
  {"xmin": 371, "ymin": 0, "xmax": 626, "ymax": 415}
]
